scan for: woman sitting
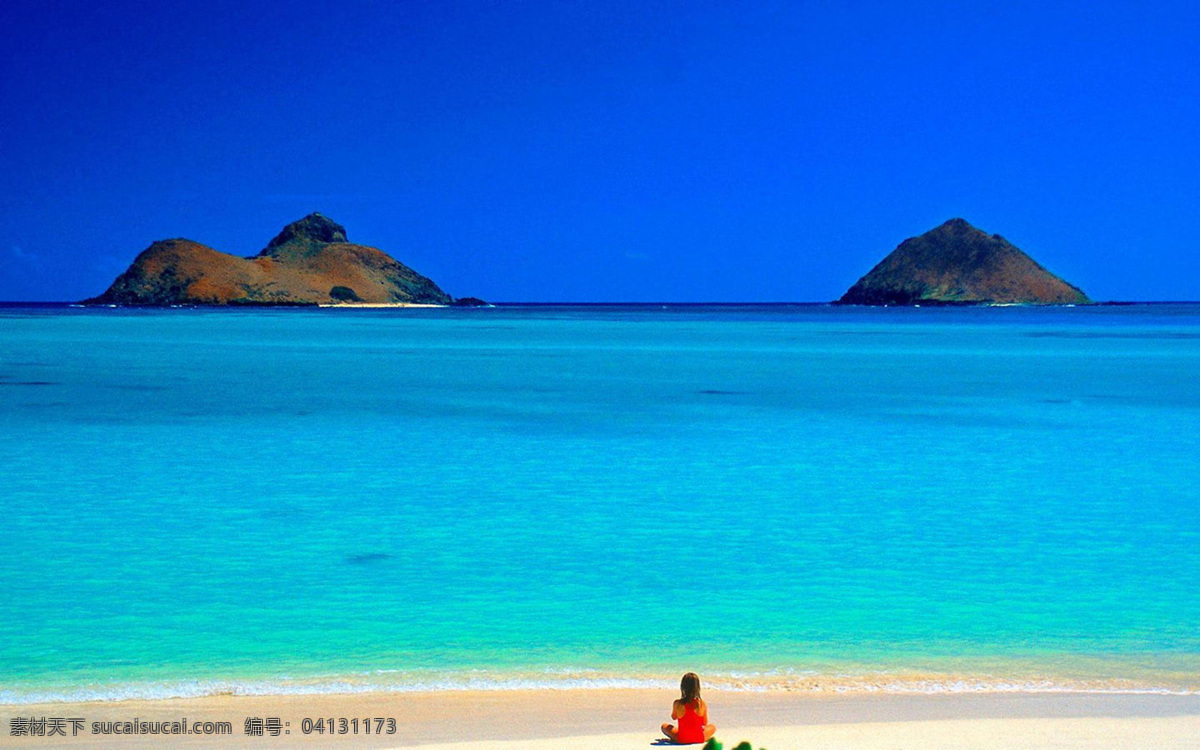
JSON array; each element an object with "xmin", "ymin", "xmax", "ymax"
[{"xmin": 660, "ymin": 672, "xmax": 717, "ymax": 745}]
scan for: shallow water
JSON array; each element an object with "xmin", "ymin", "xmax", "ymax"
[{"xmin": 1, "ymin": 304, "xmax": 1197, "ymax": 701}]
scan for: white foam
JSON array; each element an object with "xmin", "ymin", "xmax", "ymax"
[{"xmin": 3, "ymin": 668, "xmax": 1196, "ymax": 705}]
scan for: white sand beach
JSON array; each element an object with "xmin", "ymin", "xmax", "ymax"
[
  {"xmin": 314, "ymin": 302, "xmax": 448, "ymax": 308},
  {"xmin": 5, "ymin": 689, "xmax": 1197, "ymax": 749}
]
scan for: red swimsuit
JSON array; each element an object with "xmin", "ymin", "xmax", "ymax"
[{"xmin": 676, "ymin": 700, "xmax": 707, "ymax": 744}]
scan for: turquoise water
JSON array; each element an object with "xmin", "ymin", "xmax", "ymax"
[{"xmin": 1, "ymin": 304, "xmax": 1198, "ymax": 701}]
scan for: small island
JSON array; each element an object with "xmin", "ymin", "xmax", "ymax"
[
  {"xmin": 85, "ymin": 213, "xmax": 484, "ymax": 307},
  {"xmin": 836, "ymin": 218, "xmax": 1089, "ymax": 306}
]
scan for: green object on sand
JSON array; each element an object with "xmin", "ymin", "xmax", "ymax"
[{"xmin": 704, "ymin": 740, "xmax": 761, "ymax": 750}]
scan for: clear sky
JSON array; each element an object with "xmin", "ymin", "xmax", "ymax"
[{"xmin": 1, "ymin": 1, "xmax": 1197, "ymax": 302}]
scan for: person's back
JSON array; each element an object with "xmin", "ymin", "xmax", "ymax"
[
  {"xmin": 674, "ymin": 697, "xmax": 708, "ymax": 743},
  {"xmin": 661, "ymin": 672, "xmax": 717, "ymax": 745}
]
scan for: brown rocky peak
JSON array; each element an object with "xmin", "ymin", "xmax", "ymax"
[
  {"xmin": 84, "ymin": 214, "xmax": 460, "ymax": 306},
  {"xmin": 262, "ymin": 213, "xmax": 348, "ymax": 252},
  {"xmin": 934, "ymin": 217, "xmax": 977, "ymax": 234},
  {"xmin": 836, "ymin": 219, "xmax": 1089, "ymax": 306}
]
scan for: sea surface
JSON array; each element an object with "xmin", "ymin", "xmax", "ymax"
[{"xmin": 1, "ymin": 303, "xmax": 1198, "ymax": 702}]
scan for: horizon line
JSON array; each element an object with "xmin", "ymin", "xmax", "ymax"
[{"xmin": 3, "ymin": 300, "xmax": 1200, "ymax": 308}]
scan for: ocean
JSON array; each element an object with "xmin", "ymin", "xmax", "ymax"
[{"xmin": 1, "ymin": 304, "xmax": 1197, "ymax": 702}]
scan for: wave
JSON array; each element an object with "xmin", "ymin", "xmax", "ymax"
[{"xmin": 3, "ymin": 667, "xmax": 1197, "ymax": 705}]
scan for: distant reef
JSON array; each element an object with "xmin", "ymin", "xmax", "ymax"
[
  {"xmin": 86, "ymin": 213, "xmax": 481, "ymax": 306},
  {"xmin": 836, "ymin": 218, "xmax": 1089, "ymax": 306}
]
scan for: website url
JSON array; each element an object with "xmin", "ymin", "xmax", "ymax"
[{"xmin": 90, "ymin": 718, "xmax": 233, "ymax": 735}]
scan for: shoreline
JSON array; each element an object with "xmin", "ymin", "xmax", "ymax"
[
  {"xmin": 4, "ymin": 664, "xmax": 1198, "ymax": 705},
  {"xmin": 5, "ymin": 668, "xmax": 1197, "ymax": 705},
  {"xmin": 315, "ymin": 303, "xmax": 448, "ymax": 308},
  {"xmin": 4, "ymin": 688, "xmax": 1198, "ymax": 749}
]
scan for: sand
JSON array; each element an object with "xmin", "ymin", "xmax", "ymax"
[
  {"xmin": 315, "ymin": 303, "xmax": 447, "ymax": 308},
  {"xmin": 3, "ymin": 689, "xmax": 1198, "ymax": 749}
]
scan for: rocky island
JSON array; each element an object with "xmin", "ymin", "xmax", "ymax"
[
  {"xmin": 836, "ymin": 218, "xmax": 1089, "ymax": 306},
  {"xmin": 86, "ymin": 213, "xmax": 481, "ymax": 306}
]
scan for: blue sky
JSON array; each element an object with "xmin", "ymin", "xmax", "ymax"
[{"xmin": 1, "ymin": 0, "xmax": 1197, "ymax": 302}]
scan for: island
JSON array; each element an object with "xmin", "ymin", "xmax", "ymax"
[
  {"xmin": 835, "ymin": 218, "xmax": 1089, "ymax": 306},
  {"xmin": 85, "ymin": 213, "xmax": 484, "ymax": 306}
]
